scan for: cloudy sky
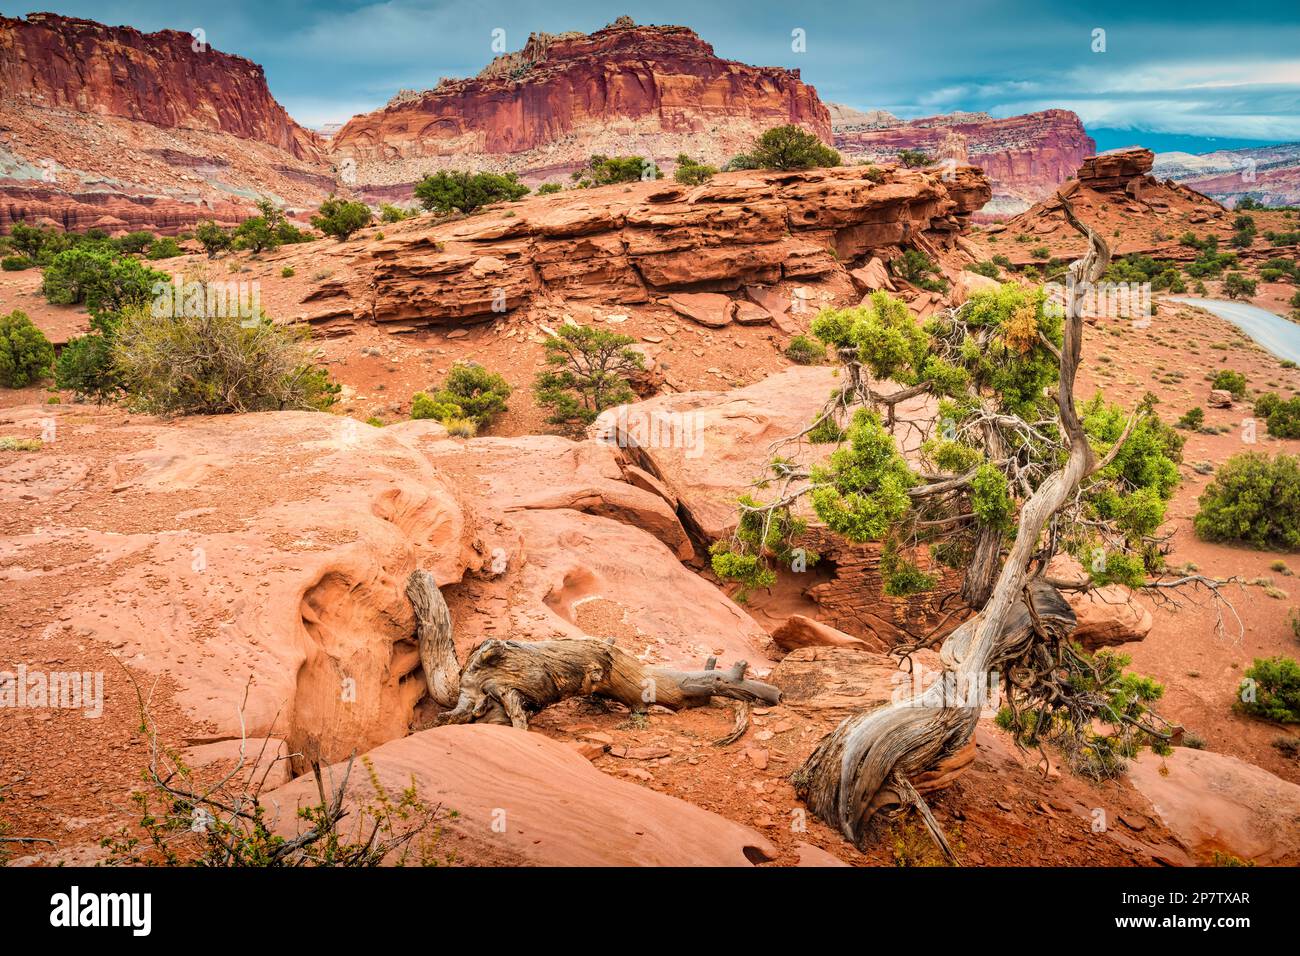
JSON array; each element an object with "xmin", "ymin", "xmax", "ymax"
[{"xmin": 11, "ymin": 0, "xmax": 1300, "ymax": 152}]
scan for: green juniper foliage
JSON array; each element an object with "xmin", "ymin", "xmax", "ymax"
[{"xmin": 533, "ymin": 324, "xmax": 644, "ymax": 426}]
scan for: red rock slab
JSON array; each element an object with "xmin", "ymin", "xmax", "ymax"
[{"xmin": 263, "ymin": 724, "xmax": 779, "ymax": 866}]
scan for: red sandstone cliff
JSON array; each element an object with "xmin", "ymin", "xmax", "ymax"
[
  {"xmin": 0, "ymin": 12, "xmax": 334, "ymax": 233},
  {"xmin": 0, "ymin": 12, "xmax": 321, "ymax": 160},
  {"xmin": 330, "ymin": 17, "xmax": 831, "ymax": 188},
  {"xmin": 832, "ymin": 108, "xmax": 1095, "ymax": 216}
]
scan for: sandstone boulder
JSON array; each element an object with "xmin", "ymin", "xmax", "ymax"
[
  {"xmin": 263, "ymin": 724, "xmax": 778, "ymax": 866},
  {"xmin": 666, "ymin": 292, "xmax": 734, "ymax": 327},
  {"xmin": 1127, "ymin": 747, "xmax": 1300, "ymax": 865}
]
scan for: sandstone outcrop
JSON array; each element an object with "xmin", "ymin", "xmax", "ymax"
[
  {"xmin": 0, "ymin": 403, "xmax": 772, "ymax": 781},
  {"xmin": 330, "ymin": 18, "xmax": 831, "ymax": 188},
  {"xmin": 263, "ymin": 723, "xmax": 778, "ymax": 866},
  {"xmin": 832, "ymin": 108, "xmax": 1095, "ymax": 216},
  {"xmin": 301, "ymin": 164, "xmax": 991, "ymax": 331},
  {"xmin": 0, "ymin": 13, "xmax": 320, "ymax": 160},
  {"xmin": 0, "ymin": 13, "xmax": 334, "ymax": 233},
  {"xmin": 1128, "ymin": 747, "xmax": 1300, "ymax": 865},
  {"xmin": 986, "ymin": 147, "xmax": 1227, "ymax": 264}
]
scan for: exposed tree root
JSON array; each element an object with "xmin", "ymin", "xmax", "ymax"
[{"xmin": 406, "ymin": 570, "xmax": 780, "ymax": 733}]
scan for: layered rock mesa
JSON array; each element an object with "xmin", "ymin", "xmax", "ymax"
[
  {"xmin": 831, "ymin": 108, "xmax": 1095, "ymax": 217},
  {"xmin": 0, "ymin": 12, "xmax": 320, "ymax": 160},
  {"xmin": 1154, "ymin": 142, "xmax": 1300, "ymax": 209},
  {"xmin": 985, "ymin": 147, "xmax": 1229, "ymax": 264},
  {"xmin": 329, "ymin": 16, "xmax": 831, "ymax": 188},
  {"xmin": 0, "ymin": 12, "xmax": 331, "ymax": 233},
  {"xmin": 301, "ymin": 162, "xmax": 991, "ymax": 331}
]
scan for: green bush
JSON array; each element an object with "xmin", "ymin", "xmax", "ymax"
[
  {"xmin": 1177, "ymin": 406, "xmax": 1204, "ymax": 430},
  {"xmin": 193, "ymin": 221, "xmax": 233, "ymax": 258},
  {"xmin": 893, "ymin": 249, "xmax": 948, "ymax": 293},
  {"xmin": 112, "ymin": 302, "xmax": 338, "ymax": 414},
  {"xmin": 379, "ymin": 203, "xmax": 415, "ymax": 223},
  {"xmin": 424, "ymin": 361, "xmax": 512, "ymax": 429},
  {"xmin": 413, "ymin": 171, "xmax": 529, "ymax": 214},
  {"xmin": 534, "ymin": 324, "xmax": 644, "ymax": 426},
  {"xmin": 0, "ymin": 310, "xmax": 54, "ymax": 387},
  {"xmin": 410, "ymin": 392, "xmax": 463, "ymax": 422},
  {"xmin": 965, "ymin": 260, "xmax": 1000, "ymax": 279},
  {"xmin": 311, "ymin": 196, "xmax": 372, "ymax": 241},
  {"xmin": 41, "ymin": 248, "xmax": 168, "ymax": 320},
  {"xmin": 1211, "ymin": 369, "xmax": 1248, "ymax": 399},
  {"xmin": 1255, "ymin": 392, "xmax": 1300, "ymax": 438},
  {"xmin": 1223, "ymin": 271, "xmax": 1257, "ymax": 299},
  {"xmin": 232, "ymin": 216, "xmax": 280, "ymax": 254},
  {"xmin": 673, "ymin": 154, "xmax": 718, "ymax": 186},
  {"xmin": 1030, "ymin": 245, "xmax": 1051, "ymax": 260},
  {"xmin": 114, "ymin": 231, "xmax": 156, "ymax": 255},
  {"xmin": 56, "ymin": 329, "xmax": 119, "ymax": 402},
  {"xmin": 1194, "ymin": 453, "xmax": 1300, "ymax": 550},
  {"xmin": 536, "ymin": 182, "xmax": 563, "ymax": 196},
  {"xmin": 784, "ymin": 334, "xmax": 826, "ymax": 365},
  {"xmin": 749, "ymin": 125, "xmax": 840, "ymax": 170},
  {"xmin": 1237, "ymin": 657, "xmax": 1300, "ymax": 723},
  {"xmin": 570, "ymin": 155, "xmax": 660, "ymax": 187},
  {"xmin": 145, "ymin": 237, "xmax": 183, "ymax": 259},
  {"xmin": 1, "ymin": 255, "xmax": 31, "ymax": 271},
  {"xmin": 896, "ymin": 148, "xmax": 931, "ymax": 168}
]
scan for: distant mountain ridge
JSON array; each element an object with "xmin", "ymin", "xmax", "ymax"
[{"xmin": 1154, "ymin": 143, "xmax": 1300, "ymax": 208}]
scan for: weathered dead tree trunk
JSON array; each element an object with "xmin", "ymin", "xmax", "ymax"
[
  {"xmin": 406, "ymin": 571, "xmax": 780, "ymax": 731},
  {"xmin": 406, "ymin": 570, "xmax": 459, "ymax": 708},
  {"xmin": 793, "ymin": 201, "xmax": 1112, "ymax": 848}
]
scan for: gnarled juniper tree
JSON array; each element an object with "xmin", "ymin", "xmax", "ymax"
[{"xmin": 711, "ymin": 204, "xmax": 1236, "ymax": 851}]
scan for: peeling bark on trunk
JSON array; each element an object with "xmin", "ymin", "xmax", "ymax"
[
  {"xmin": 405, "ymin": 570, "xmax": 780, "ymax": 731},
  {"xmin": 793, "ymin": 201, "xmax": 1111, "ymax": 847},
  {"xmin": 437, "ymin": 638, "xmax": 781, "ymax": 730},
  {"xmin": 406, "ymin": 570, "xmax": 460, "ymax": 708}
]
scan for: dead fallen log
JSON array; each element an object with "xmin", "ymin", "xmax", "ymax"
[{"xmin": 406, "ymin": 570, "xmax": 780, "ymax": 731}]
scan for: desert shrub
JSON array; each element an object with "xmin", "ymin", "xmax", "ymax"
[
  {"xmin": 193, "ymin": 221, "xmax": 233, "ymax": 258},
  {"xmin": 232, "ymin": 216, "xmax": 280, "ymax": 254},
  {"xmin": 749, "ymin": 125, "xmax": 840, "ymax": 170},
  {"xmin": 379, "ymin": 203, "xmax": 415, "ymax": 223},
  {"xmin": 1223, "ymin": 271, "xmax": 1257, "ymax": 299},
  {"xmin": 966, "ymin": 260, "xmax": 1000, "ymax": 279},
  {"xmin": 55, "ymin": 327, "xmax": 119, "ymax": 402},
  {"xmin": 896, "ymin": 148, "xmax": 931, "ymax": 168},
  {"xmin": 8, "ymin": 222, "xmax": 50, "ymax": 261},
  {"xmin": 1211, "ymin": 369, "xmax": 1248, "ymax": 399},
  {"xmin": 0, "ymin": 310, "xmax": 54, "ymax": 387},
  {"xmin": 571, "ymin": 155, "xmax": 660, "ymax": 187},
  {"xmin": 673, "ymin": 154, "xmax": 718, "ymax": 186},
  {"xmin": 722, "ymin": 153, "xmax": 759, "ymax": 171},
  {"xmin": 423, "ymin": 361, "xmax": 512, "ymax": 429},
  {"xmin": 1254, "ymin": 392, "xmax": 1300, "ymax": 438},
  {"xmin": 111, "ymin": 302, "xmax": 338, "ymax": 414},
  {"xmin": 442, "ymin": 417, "xmax": 477, "ymax": 438},
  {"xmin": 114, "ymin": 231, "xmax": 156, "ymax": 255},
  {"xmin": 311, "ymin": 197, "xmax": 373, "ymax": 241},
  {"xmin": 1236, "ymin": 657, "xmax": 1300, "ymax": 723},
  {"xmin": 1177, "ymin": 406, "xmax": 1204, "ymax": 430},
  {"xmin": 534, "ymin": 324, "xmax": 644, "ymax": 426},
  {"xmin": 893, "ymin": 249, "xmax": 948, "ymax": 293},
  {"xmin": 281, "ymin": 266, "xmax": 295, "ymax": 278},
  {"xmin": 145, "ymin": 237, "xmax": 183, "ymax": 259},
  {"xmin": 784, "ymin": 334, "xmax": 826, "ymax": 365},
  {"xmin": 410, "ymin": 392, "xmax": 462, "ymax": 422},
  {"xmin": 1, "ymin": 255, "xmax": 30, "ymax": 271},
  {"xmin": 536, "ymin": 182, "xmax": 563, "ymax": 195},
  {"xmin": 1194, "ymin": 453, "xmax": 1300, "ymax": 550},
  {"xmin": 414, "ymin": 171, "xmax": 529, "ymax": 214},
  {"xmin": 1030, "ymin": 245, "xmax": 1051, "ymax": 260},
  {"xmin": 41, "ymin": 248, "xmax": 167, "ymax": 319}
]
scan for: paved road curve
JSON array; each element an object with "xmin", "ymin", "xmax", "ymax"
[{"xmin": 1169, "ymin": 297, "xmax": 1300, "ymax": 365}]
